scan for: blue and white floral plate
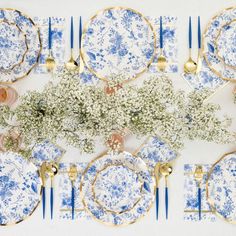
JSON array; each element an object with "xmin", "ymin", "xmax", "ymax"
[
  {"xmin": 135, "ymin": 136, "xmax": 178, "ymax": 171},
  {"xmin": 81, "ymin": 7, "xmax": 156, "ymax": 82},
  {"xmin": 80, "ymin": 151, "xmax": 155, "ymax": 226},
  {"xmin": 206, "ymin": 151, "xmax": 236, "ymax": 223},
  {"xmin": 0, "ymin": 20, "xmax": 27, "ymax": 71},
  {"xmin": 216, "ymin": 19, "xmax": 236, "ymax": 69},
  {"xmin": 0, "ymin": 9, "xmax": 41, "ymax": 83},
  {"xmin": 203, "ymin": 6, "xmax": 236, "ymax": 81},
  {"xmin": 0, "ymin": 151, "xmax": 41, "ymax": 225}
]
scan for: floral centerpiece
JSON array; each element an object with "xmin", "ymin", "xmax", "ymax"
[{"xmin": 0, "ymin": 70, "xmax": 235, "ymax": 155}]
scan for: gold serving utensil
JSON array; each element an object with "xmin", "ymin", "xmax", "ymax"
[
  {"xmin": 68, "ymin": 165, "xmax": 78, "ymax": 220},
  {"xmin": 154, "ymin": 163, "xmax": 161, "ymax": 220},
  {"xmin": 194, "ymin": 165, "xmax": 204, "ymax": 220},
  {"xmin": 46, "ymin": 162, "xmax": 58, "ymax": 220},
  {"xmin": 160, "ymin": 163, "xmax": 173, "ymax": 219}
]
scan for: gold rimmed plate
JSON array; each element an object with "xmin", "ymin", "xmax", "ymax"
[
  {"xmin": 0, "ymin": 20, "xmax": 28, "ymax": 72},
  {"xmin": 0, "ymin": 151, "xmax": 42, "ymax": 226},
  {"xmin": 206, "ymin": 150, "xmax": 236, "ymax": 224},
  {"xmin": 81, "ymin": 6, "xmax": 156, "ymax": 83},
  {"xmin": 91, "ymin": 164, "xmax": 143, "ymax": 214},
  {"xmin": 0, "ymin": 8, "xmax": 42, "ymax": 83},
  {"xmin": 202, "ymin": 6, "xmax": 236, "ymax": 82},
  {"xmin": 80, "ymin": 151, "xmax": 155, "ymax": 226},
  {"xmin": 215, "ymin": 19, "xmax": 236, "ymax": 70}
]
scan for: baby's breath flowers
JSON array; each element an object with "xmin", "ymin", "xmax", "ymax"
[{"xmin": 0, "ymin": 70, "xmax": 235, "ymax": 154}]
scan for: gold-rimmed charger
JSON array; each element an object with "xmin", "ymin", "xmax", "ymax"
[
  {"xmin": 0, "ymin": 20, "xmax": 28, "ymax": 72},
  {"xmin": 80, "ymin": 151, "xmax": 155, "ymax": 226},
  {"xmin": 215, "ymin": 19, "xmax": 236, "ymax": 70},
  {"xmin": 206, "ymin": 150, "xmax": 236, "ymax": 224},
  {"xmin": 0, "ymin": 8, "xmax": 42, "ymax": 84},
  {"xmin": 91, "ymin": 163, "xmax": 143, "ymax": 214},
  {"xmin": 81, "ymin": 6, "xmax": 156, "ymax": 84},
  {"xmin": 202, "ymin": 6, "xmax": 236, "ymax": 82}
]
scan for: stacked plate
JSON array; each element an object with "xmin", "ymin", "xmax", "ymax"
[
  {"xmin": 0, "ymin": 8, "xmax": 41, "ymax": 83},
  {"xmin": 80, "ymin": 151, "xmax": 155, "ymax": 226}
]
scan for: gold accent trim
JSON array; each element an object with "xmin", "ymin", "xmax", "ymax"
[
  {"xmin": 80, "ymin": 6, "xmax": 156, "ymax": 84},
  {"xmin": 0, "ymin": 8, "xmax": 42, "ymax": 84},
  {"xmin": 0, "ymin": 152, "xmax": 42, "ymax": 226},
  {"xmin": 206, "ymin": 150, "xmax": 236, "ymax": 224},
  {"xmin": 202, "ymin": 6, "xmax": 236, "ymax": 82},
  {"xmin": 184, "ymin": 210, "xmax": 214, "ymax": 213},
  {"xmin": 60, "ymin": 209, "xmax": 85, "ymax": 212},
  {"xmin": 215, "ymin": 19, "xmax": 236, "ymax": 70},
  {"xmin": 91, "ymin": 164, "xmax": 143, "ymax": 214},
  {"xmin": 0, "ymin": 20, "xmax": 29, "ymax": 72},
  {"xmin": 80, "ymin": 151, "xmax": 155, "ymax": 227}
]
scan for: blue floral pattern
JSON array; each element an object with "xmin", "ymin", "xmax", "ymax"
[
  {"xmin": 148, "ymin": 16, "xmax": 178, "ymax": 74},
  {"xmin": 80, "ymin": 151, "xmax": 155, "ymax": 225},
  {"xmin": 82, "ymin": 8, "xmax": 155, "ymax": 81},
  {"xmin": 0, "ymin": 151, "xmax": 41, "ymax": 225},
  {"xmin": 0, "ymin": 21, "xmax": 27, "ymax": 71},
  {"xmin": 93, "ymin": 165, "xmax": 142, "ymax": 213},
  {"xmin": 0, "ymin": 9, "xmax": 41, "ymax": 83},
  {"xmin": 203, "ymin": 7, "xmax": 236, "ymax": 81},
  {"xmin": 136, "ymin": 136, "xmax": 178, "ymax": 170},
  {"xmin": 31, "ymin": 140, "xmax": 65, "ymax": 167},
  {"xmin": 184, "ymin": 164, "xmax": 216, "ymax": 222},
  {"xmin": 33, "ymin": 17, "xmax": 66, "ymax": 74},
  {"xmin": 207, "ymin": 152, "xmax": 236, "ymax": 222},
  {"xmin": 216, "ymin": 20, "xmax": 236, "ymax": 68},
  {"xmin": 58, "ymin": 162, "xmax": 91, "ymax": 220},
  {"xmin": 182, "ymin": 59, "xmax": 228, "ymax": 93}
]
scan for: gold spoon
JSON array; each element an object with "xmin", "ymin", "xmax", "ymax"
[
  {"xmin": 157, "ymin": 49, "xmax": 167, "ymax": 72},
  {"xmin": 47, "ymin": 162, "xmax": 58, "ymax": 220},
  {"xmin": 65, "ymin": 49, "xmax": 78, "ymax": 71},
  {"xmin": 160, "ymin": 163, "xmax": 173, "ymax": 219},
  {"xmin": 65, "ymin": 17, "xmax": 78, "ymax": 71},
  {"xmin": 68, "ymin": 165, "xmax": 78, "ymax": 220},
  {"xmin": 194, "ymin": 165, "xmax": 204, "ymax": 220},
  {"xmin": 184, "ymin": 49, "xmax": 197, "ymax": 74},
  {"xmin": 184, "ymin": 17, "xmax": 197, "ymax": 74},
  {"xmin": 154, "ymin": 163, "xmax": 161, "ymax": 220}
]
